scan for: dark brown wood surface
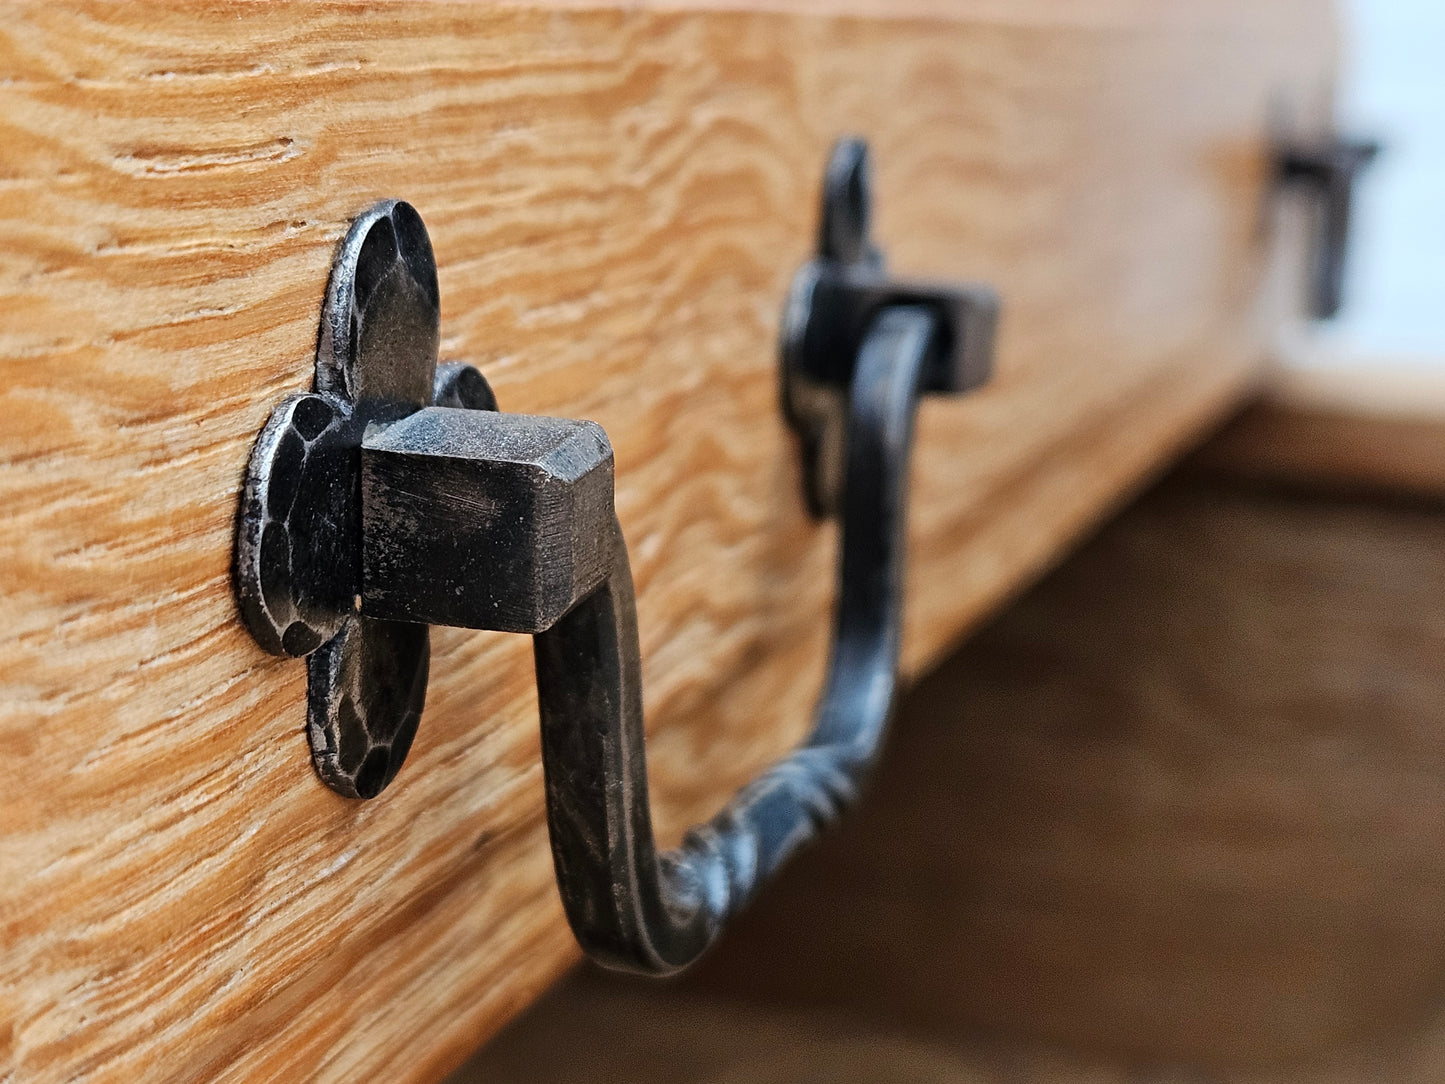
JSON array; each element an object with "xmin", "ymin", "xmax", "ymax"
[
  {"xmin": 463, "ymin": 471, "xmax": 1445, "ymax": 1082},
  {"xmin": 688, "ymin": 473, "xmax": 1445, "ymax": 1076},
  {"xmin": 1200, "ymin": 399, "xmax": 1445, "ymax": 501}
]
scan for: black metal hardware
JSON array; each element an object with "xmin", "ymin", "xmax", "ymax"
[
  {"xmin": 233, "ymin": 139, "xmax": 997, "ymax": 973},
  {"xmin": 536, "ymin": 303, "xmax": 942, "ymax": 973},
  {"xmin": 1275, "ymin": 134, "xmax": 1380, "ymax": 319},
  {"xmin": 782, "ymin": 138, "xmax": 997, "ymax": 515},
  {"xmin": 234, "ymin": 199, "xmax": 500, "ymax": 799}
]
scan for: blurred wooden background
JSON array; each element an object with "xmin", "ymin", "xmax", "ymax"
[{"xmin": 461, "ymin": 438, "xmax": 1445, "ymax": 1082}]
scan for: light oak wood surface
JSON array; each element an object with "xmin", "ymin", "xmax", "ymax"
[{"xmin": 0, "ymin": 3, "xmax": 1334, "ymax": 1080}]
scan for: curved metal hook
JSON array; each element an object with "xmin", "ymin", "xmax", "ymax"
[{"xmin": 535, "ymin": 306, "xmax": 937, "ymax": 974}]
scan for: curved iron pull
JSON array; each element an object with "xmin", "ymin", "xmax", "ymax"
[
  {"xmin": 537, "ymin": 305, "xmax": 939, "ymax": 974},
  {"xmin": 234, "ymin": 139, "xmax": 997, "ymax": 974},
  {"xmin": 529, "ymin": 138, "xmax": 995, "ymax": 973}
]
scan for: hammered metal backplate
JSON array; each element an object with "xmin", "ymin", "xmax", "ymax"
[{"xmin": 234, "ymin": 200, "xmax": 494, "ymax": 798}]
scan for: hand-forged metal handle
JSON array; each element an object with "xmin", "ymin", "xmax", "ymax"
[
  {"xmin": 234, "ymin": 140, "xmax": 997, "ymax": 975},
  {"xmin": 537, "ymin": 305, "xmax": 936, "ymax": 974}
]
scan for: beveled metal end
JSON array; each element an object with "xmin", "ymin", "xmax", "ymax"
[{"xmin": 362, "ymin": 408, "xmax": 615, "ymax": 634}]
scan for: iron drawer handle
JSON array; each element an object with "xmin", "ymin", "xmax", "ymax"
[
  {"xmin": 1274, "ymin": 132, "xmax": 1379, "ymax": 320},
  {"xmin": 538, "ymin": 303, "xmax": 967, "ymax": 973},
  {"xmin": 234, "ymin": 139, "xmax": 996, "ymax": 973}
]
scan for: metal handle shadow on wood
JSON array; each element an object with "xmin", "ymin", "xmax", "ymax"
[{"xmin": 234, "ymin": 139, "xmax": 997, "ymax": 974}]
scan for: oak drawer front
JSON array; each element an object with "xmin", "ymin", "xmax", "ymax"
[{"xmin": 0, "ymin": 3, "xmax": 1332, "ymax": 1081}]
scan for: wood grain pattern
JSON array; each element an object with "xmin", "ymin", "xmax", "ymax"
[
  {"xmin": 0, "ymin": 3, "xmax": 1334, "ymax": 1080},
  {"xmin": 683, "ymin": 476, "xmax": 1445, "ymax": 1078}
]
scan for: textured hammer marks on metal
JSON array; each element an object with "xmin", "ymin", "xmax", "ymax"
[
  {"xmin": 235, "ymin": 200, "xmax": 497, "ymax": 799},
  {"xmin": 228, "ymin": 142, "xmax": 998, "ymax": 973},
  {"xmin": 234, "ymin": 390, "xmax": 350, "ymax": 658}
]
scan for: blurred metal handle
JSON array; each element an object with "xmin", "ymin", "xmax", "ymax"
[{"xmin": 1276, "ymin": 135, "xmax": 1380, "ymax": 319}]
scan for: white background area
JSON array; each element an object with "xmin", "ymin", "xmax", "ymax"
[{"xmin": 1305, "ymin": 0, "xmax": 1445, "ymax": 372}]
